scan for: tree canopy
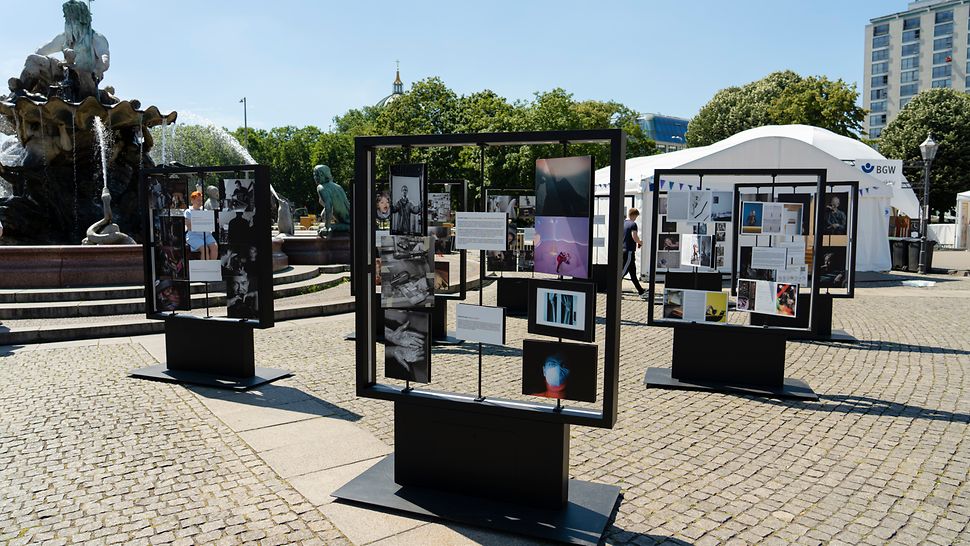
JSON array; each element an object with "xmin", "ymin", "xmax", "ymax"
[
  {"xmin": 687, "ymin": 70, "xmax": 866, "ymax": 147},
  {"xmin": 153, "ymin": 78, "xmax": 657, "ymax": 211},
  {"xmin": 878, "ymin": 89, "xmax": 970, "ymax": 217}
]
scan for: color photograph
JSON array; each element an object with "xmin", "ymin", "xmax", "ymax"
[
  {"xmin": 705, "ymin": 291, "xmax": 728, "ymax": 323},
  {"xmin": 156, "ymin": 216, "xmax": 187, "ymax": 281},
  {"xmin": 434, "ymin": 261, "xmax": 450, "ymax": 291},
  {"xmin": 738, "ymin": 246, "xmax": 776, "ymax": 281},
  {"xmin": 528, "ymin": 279, "xmax": 595, "ymax": 342},
  {"xmin": 736, "ymin": 279, "xmax": 757, "ymax": 312},
  {"xmin": 154, "ymin": 279, "xmax": 190, "ymax": 312},
  {"xmin": 660, "ymin": 234, "xmax": 680, "ymax": 251},
  {"xmin": 384, "ymin": 309, "xmax": 431, "ymax": 384},
  {"xmin": 428, "ymin": 226, "xmax": 452, "ymax": 254},
  {"xmin": 379, "ymin": 235, "xmax": 434, "ymax": 308},
  {"xmin": 533, "ymin": 216, "xmax": 590, "ymax": 278},
  {"xmin": 711, "ymin": 191, "xmax": 732, "ymax": 221},
  {"xmin": 775, "ymin": 283, "xmax": 798, "ymax": 317},
  {"xmin": 534, "ymin": 156, "xmax": 592, "ymax": 217},
  {"xmin": 657, "ymin": 251, "xmax": 680, "ymax": 269},
  {"xmin": 375, "ymin": 190, "xmax": 392, "ymax": 222},
  {"xmin": 740, "ymin": 201, "xmax": 764, "ymax": 234},
  {"xmin": 521, "ymin": 339, "xmax": 597, "ymax": 403},
  {"xmin": 663, "ymin": 288, "xmax": 684, "ymax": 319}
]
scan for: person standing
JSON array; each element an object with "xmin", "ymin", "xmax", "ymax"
[{"xmin": 623, "ymin": 209, "xmax": 647, "ymax": 298}]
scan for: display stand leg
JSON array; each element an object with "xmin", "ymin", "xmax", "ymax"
[
  {"xmin": 332, "ymin": 402, "xmax": 621, "ymax": 545},
  {"xmin": 345, "ymin": 298, "xmax": 386, "ymax": 342},
  {"xmin": 130, "ymin": 316, "xmax": 291, "ymax": 390},
  {"xmin": 431, "ymin": 300, "xmax": 464, "ymax": 345},
  {"xmin": 644, "ymin": 325, "xmax": 818, "ymax": 400}
]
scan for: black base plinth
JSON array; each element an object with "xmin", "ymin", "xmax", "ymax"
[
  {"xmin": 431, "ymin": 299, "xmax": 464, "ymax": 346},
  {"xmin": 130, "ymin": 316, "xmax": 291, "ymax": 390},
  {"xmin": 129, "ymin": 363, "xmax": 292, "ymax": 390},
  {"xmin": 332, "ymin": 456, "xmax": 620, "ymax": 546},
  {"xmin": 644, "ymin": 367, "xmax": 818, "ymax": 401}
]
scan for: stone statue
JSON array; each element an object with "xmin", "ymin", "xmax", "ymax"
[
  {"xmin": 81, "ymin": 183, "xmax": 134, "ymax": 245},
  {"xmin": 315, "ymin": 165, "xmax": 350, "ymax": 236},
  {"xmin": 277, "ymin": 197, "xmax": 294, "ymax": 236},
  {"xmin": 19, "ymin": 1, "xmax": 110, "ymax": 100},
  {"xmin": 203, "ymin": 185, "xmax": 220, "ymax": 211}
]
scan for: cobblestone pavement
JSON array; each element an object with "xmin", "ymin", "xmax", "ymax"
[{"xmin": 1, "ymin": 272, "xmax": 968, "ymax": 545}]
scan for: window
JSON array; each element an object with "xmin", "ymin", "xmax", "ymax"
[
  {"xmin": 935, "ymin": 10, "xmax": 953, "ymax": 24},
  {"xmin": 902, "ymin": 56, "xmax": 920, "ymax": 69},
  {"xmin": 871, "ymin": 88, "xmax": 888, "ymax": 100},
  {"xmin": 900, "ymin": 83, "xmax": 920, "ymax": 96},
  {"xmin": 901, "ymin": 70, "xmax": 920, "ymax": 83},
  {"xmin": 903, "ymin": 29, "xmax": 921, "ymax": 42},
  {"xmin": 874, "ymin": 23, "xmax": 890, "ymax": 36},
  {"xmin": 932, "ymin": 78, "xmax": 951, "ymax": 88},
  {"xmin": 870, "ymin": 114, "xmax": 887, "ymax": 126},
  {"xmin": 967, "ymin": 76, "xmax": 970, "ymax": 89},
  {"xmin": 870, "ymin": 128, "xmax": 883, "ymax": 139},
  {"xmin": 932, "ymin": 65, "xmax": 952, "ymax": 78},
  {"xmin": 935, "ymin": 22, "xmax": 954, "ymax": 36},
  {"xmin": 873, "ymin": 35, "xmax": 891, "ymax": 49},
  {"xmin": 872, "ymin": 75, "xmax": 889, "ymax": 87},
  {"xmin": 872, "ymin": 49, "xmax": 890, "ymax": 61},
  {"xmin": 872, "ymin": 62, "xmax": 889, "ymax": 75},
  {"xmin": 871, "ymin": 101, "xmax": 887, "ymax": 112},
  {"xmin": 933, "ymin": 50, "xmax": 952, "ymax": 64},
  {"xmin": 903, "ymin": 17, "xmax": 920, "ymax": 30},
  {"xmin": 934, "ymin": 36, "xmax": 953, "ymax": 50},
  {"xmin": 902, "ymin": 43, "xmax": 920, "ymax": 56}
]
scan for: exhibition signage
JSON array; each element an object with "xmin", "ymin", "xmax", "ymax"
[
  {"xmin": 454, "ymin": 212, "xmax": 508, "ymax": 251},
  {"xmin": 455, "ymin": 303, "xmax": 506, "ymax": 345}
]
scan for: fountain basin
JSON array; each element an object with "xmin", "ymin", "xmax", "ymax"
[
  {"xmin": 0, "ymin": 244, "xmax": 143, "ymax": 288},
  {"xmin": 280, "ymin": 233, "xmax": 350, "ymax": 265}
]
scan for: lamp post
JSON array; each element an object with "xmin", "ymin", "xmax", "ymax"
[
  {"xmin": 918, "ymin": 133, "xmax": 938, "ymax": 274},
  {"xmin": 239, "ymin": 97, "xmax": 248, "ymax": 150}
]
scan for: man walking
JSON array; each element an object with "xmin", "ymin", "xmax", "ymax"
[{"xmin": 623, "ymin": 209, "xmax": 647, "ymax": 298}]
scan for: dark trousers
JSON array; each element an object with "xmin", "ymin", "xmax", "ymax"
[{"xmin": 622, "ymin": 250, "xmax": 644, "ymax": 294}]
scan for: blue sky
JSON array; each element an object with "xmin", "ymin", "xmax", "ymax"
[{"xmin": 0, "ymin": 1, "xmax": 900, "ymax": 130}]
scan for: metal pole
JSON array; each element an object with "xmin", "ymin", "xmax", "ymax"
[
  {"xmin": 241, "ymin": 97, "xmax": 248, "ymax": 150},
  {"xmin": 918, "ymin": 159, "xmax": 931, "ymax": 274}
]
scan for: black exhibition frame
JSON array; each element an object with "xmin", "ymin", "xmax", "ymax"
[
  {"xmin": 647, "ymin": 169, "xmax": 827, "ymax": 334},
  {"xmin": 732, "ymin": 180, "xmax": 859, "ymax": 299},
  {"xmin": 353, "ymin": 130, "xmax": 625, "ymax": 429},
  {"xmin": 527, "ymin": 278, "xmax": 597, "ymax": 343},
  {"xmin": 140, "ymin": 164, "xmax": 275, "ymax": 328},
  {"xmin": 428, "ymin": 179, "xmax": 468, "ymax": 301}
]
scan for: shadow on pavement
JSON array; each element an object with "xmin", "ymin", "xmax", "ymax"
[
  {"xmin": 186, "ymin": 383, "xmax": 363, "ymax": 422},
  {"xmin": 758, "ymin": 394, "xmax": 969, "ymax": 423},
  {"xmin": 814, "ymin": 339, "xmax": 970, "ymax": 355}
]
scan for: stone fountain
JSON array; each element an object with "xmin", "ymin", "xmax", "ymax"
[{"xmin": 0, "ymin": 0, "xmax": 175, "ymax": 247}]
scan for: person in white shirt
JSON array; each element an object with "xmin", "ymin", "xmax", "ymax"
[{"xmin": 184, "ymin": 191, "xmax": 217, "ymax": 259}]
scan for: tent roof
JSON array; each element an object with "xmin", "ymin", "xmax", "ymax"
[
  {"xmin": 958, "ymin": 190, "xmax": 970, "ymax": 199},
  {"xmin": 595, "ymin": 124, "xmax": 920, "ymax": 216}
]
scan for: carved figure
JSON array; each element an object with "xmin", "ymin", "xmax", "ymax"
[{"xmin": 314, "ymin": 165, "xmax": 350, "ymax": 236}]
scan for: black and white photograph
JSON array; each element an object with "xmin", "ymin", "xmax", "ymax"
[
  {"xmin": 711, "ymin": 191, "xmax": 733, "ymax": 221},
  {"xmin": 534, "ymin": 155, "xmax": 593, "ymax": 217},
  {"xmin": 390, "ymin": 164, "xmax": 426, "ymax": 236},
  {"xmin": 659, "ymin": 233, "xmax": 680, "ymax": 251},
  {"xmin": 657, "ymin": 251, "xmax": 680, "ymax": 269},
  {"xmin": 487, "ymin": 249, "xmax": 517, "ymax": 271},
  {"xmin": 661, "ymin": 215, "xmax": 678, "ymax": 234},
  {"xmin": 220, "ymin": 244, "xmax": 258, "ymax": 278},
  {"xmin": 715, "ymin": 222, "xmax": 727, "ymax": 242},
  {"xmin": 521, "ymin": 339, "xmax": 597, "ymax": 403},
  {"xmin": 689, "ymin": 190, "xmax": 712, "ymax": 222},
  {"xmin": 379, "ymin": 235, "xmax": 434, "ymax": 308},
  {"xmin": 226, "ymin": 273, "xmax": 259, "ymax": 319},
  {"xmin": 518, "ymin": 249, "xmax": 535, "ymax": 272},
  {"xmin": 692, "ymin": 223, "xmax": 708, "ymax": 235},
  {"xmin": 219, "ymin": 209, "xmax": 255, "ymax": 245},
  {"xmin": 223, "ymin": 179, "xmax": 255, "ymax": 211},
  {"xmin": 528, "ymin": 279, "xmax": 595, "ymax": 342},
  {"xmin": 818, "ymin": 246, "xmax": 848, "ymax": 288},
  {"xmin": 824, "ymin": 192, "xmax": 849, "ymax": 235},
  {"xmin": 427, "ymin": 192, "xmax": 451, "ymax": 224},
  {"xmin": 428, "ymin": 226, "xmax": 452, "ymax": 254},
  {"xmin": 384, "ymin": 309, "xmax": 431, "ymax": 383}
]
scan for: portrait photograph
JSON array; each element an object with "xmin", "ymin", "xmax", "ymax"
[
  {"xmin": 154, "ymin": 279, "xmax": 190, "ymax": 313},
  {"xmin": 534, "ymin": 156, "xmax": 593, "ymax": 217},
  {"xmin": 376, "ymin": 190, "xmax": 392, "ymax": 222},
  {"xmin": 384, "ymin": 309, "xmax": 431, "ymax": 384},
  {"xmin": 740, "ymin": 201, "xmax": 764, "ymax": 234},
  {"xmin": 219, "ymin": 209, "xmax": 256, "ymax": 245},
  {"xmin": 379, "ymin": 235, "xmax": 434, "ymax": 308},
  {"xmin": 226, "ymin": 273, "xmax": 259, "ymax": 320},
  {"xmin": 528, "ymin": 279, "xmax": 596, "ymax": 342},
  {"xmin": 818, "ymin": 246, "xmax": 848, "ymax": 288},
  {"xmin": 533, "ymin": 216, "xmax": 591, "ymax": 278},
  {"xmin": 223, "ymin": 178, "xmax": 255, "ymax": 212},
  {"xmin": 390, "ymin": 164, "xmax": 426, "ymax": 236},
  {"xmin": 155, "ymin": 216, "xmax": 187, "ymax": 281},
  {"xmin": 824, "ymin": 192, "xmax": 849, "ymax": 235},
  {"xmin": 486, "ymin": 250, "xmax": 517, "ymax": 271},
  {"xmin": 521, "ymin": 339, "xmax": 597, "ymax": 403}
]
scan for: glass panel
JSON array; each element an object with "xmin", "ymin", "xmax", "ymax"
[
  {"xmin": 935, "ymin": 10, "xmax": 953, "ymax": 24},
  {"xmin": 871, "ymin": 88, "xmax": 888, "ymax": 100},
  {"xmin": 901, "ymin": 70, "xmax": 920, "ymax": 83},
  {"xmin": 934, "ymin": 36, "xmax": 953, "ymax": 50},
  {"xmin": 900, "ymin": 97, "xmax": 912, "ymax": 109},
  {"xmin": 903, "ymin": 17, "xmax": 920, "ymax": 30},
  {"xmin": 874, "ymin": 23, "xmax": 890, "ymax": 36},
  {"xmin": 900, "ymin": 83, "xmax": 920, "ymax": 96},
  {"xmin": 935, "ymin": 22, "xmax": 954, "ymax": 36},
  {"xmin": 932, "ymin": 65, "xmax": 952, "ymax": 78},
  {"xmin": 903, "ymin": 29, "xmax": 920, "ymax": 42},
  {"xmin": 872, "ymin": 62, "xmax": 889, "ymax": 75},
  {"xmin": 902, "ymin": 56, "xmax": 920, "ymax": 69},
  {"xmin": 933, "ymin": 51, "xmax": 953, "ymax": 64},
  {"xmin": 902, "ymin": 43, "xmax": 920, "ymax": 56},
  {"xmin": 872, "ymin": 49, "xmax": 890, "ymax": 61},
  {"xmin": 870, "ymin": 128, "xmax": 882, "ymax": 139},
  {"xmin": 870, "ymin": 114, "xmax": 887, "ymax": 126},
  {"xmin": 931, "ymin": 78, "xmax": 951, "ymax": 88},
  {"xmin": 873, "ymin": 35, "xmax": 890, "ymax": 48},
  {"xmin": 871, "ymin": 101, "xmax": 887, "ymax": 112},
  {"xmin": 871, "ymin": 75, "xmax": 889, "ymax": 87}
]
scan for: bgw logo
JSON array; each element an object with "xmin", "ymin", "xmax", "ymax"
[{"xmin": 861, "ymin": 163, "xmax": 874, "ymax": 173}]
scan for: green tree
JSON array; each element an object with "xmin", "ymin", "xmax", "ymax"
[
  {"xmin": 687, "ymin": 70, "xmax": 865, "ymax": 147},
  {"xmin": 878, "ymin": 89, "xmax": 970, "ymax": 217}
]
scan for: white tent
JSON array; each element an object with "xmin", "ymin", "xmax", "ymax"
[
  {"xmin": 594, "ymin": 125, "xmax": 920, "ymax": 272},
  {"xmin": 956, "ymin": 190, "xmax": 970, "ymax": 249}
]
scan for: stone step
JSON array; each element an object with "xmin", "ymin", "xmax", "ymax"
[
  {"xmin": 0, "ymin": 271, "xmax": 350, "ymax": 319},
  {"xmin": 0, "ymin": 264, "xmax": 349, "ymax": 304}
]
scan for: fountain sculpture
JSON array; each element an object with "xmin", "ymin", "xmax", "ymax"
[
  {"xmin": 315, "ymin": 165, "xmax": 351, "ymax": 237},
  {"xmin": 0, "ymin": 0, "xmax": 176, "ymax": 244}
]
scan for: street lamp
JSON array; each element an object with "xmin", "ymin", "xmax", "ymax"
[{"xmin": 918, "ymin": 133, "xmax": 939, "ymax": 274}]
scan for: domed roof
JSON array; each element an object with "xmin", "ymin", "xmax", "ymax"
[{"xmin": 375, "ymin": 66, "xmax": 404, "ymax": 108}]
